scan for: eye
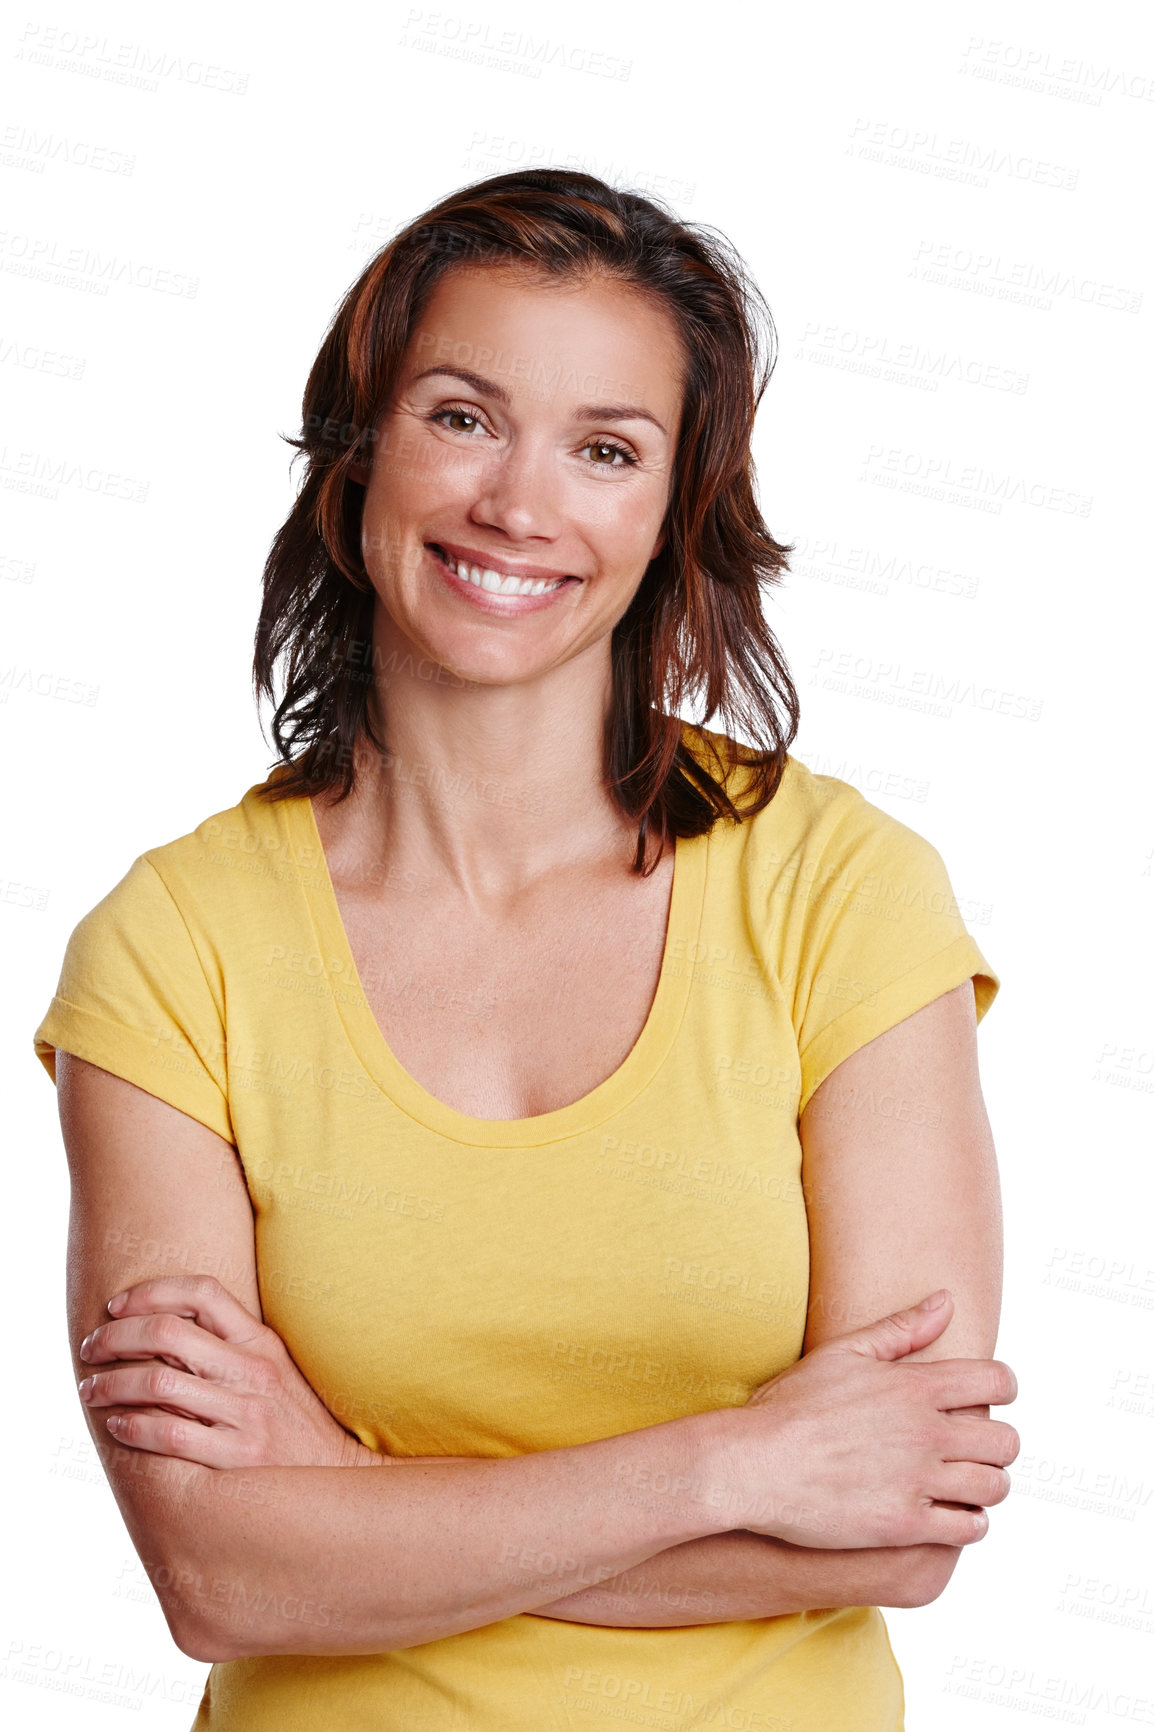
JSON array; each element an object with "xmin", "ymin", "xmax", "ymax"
[
  {"xmin": 424, "ymin": 400, "xmax": 492, "ymax": 436},
  {"xmin": 427, "ymin": 404, "xmax": 488, "ymax": 436},
  {"xmin": 581, "ymin": 439, "xmax": 638, "ymax": 469}
]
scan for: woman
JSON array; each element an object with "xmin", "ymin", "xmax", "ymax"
[{"xmin": 34, "ymin": 169, "xmax": 1018, "ymax": 1730}]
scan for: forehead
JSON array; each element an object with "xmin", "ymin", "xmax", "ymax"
[{"xmin": 406, "ymin": 263, "xmax": 686, "ymax": 414}]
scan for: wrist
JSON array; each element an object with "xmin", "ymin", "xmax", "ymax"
[
  {"xmin": 672, "ymin": 1409, "xmax": 750, "ymax": 1535},
  {"xmin": 688, "ymin": 1407, "xmax": 841, "ymax": 1546}
]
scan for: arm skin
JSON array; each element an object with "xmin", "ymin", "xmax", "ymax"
[
  {"xmin": 530, "ymin": 978, "xmax": 1003, "ymax": 1625},
  {"xmin": 56, "ymin": 1052, "xmax": 732, "ymax": 1661},
  {"xmin": 56, "ymin": 977, "xmax": 1003, "ymax": 1650}
]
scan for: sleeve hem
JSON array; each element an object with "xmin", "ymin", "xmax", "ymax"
[
  {"xmin": 798, "ymin": 935, "xmax": 999, "ymax": 1116},
  {"xmin": 34, "ymin": 998, "xmax": 235, "ymax": 1144}
]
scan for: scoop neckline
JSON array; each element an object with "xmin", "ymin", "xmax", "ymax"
[{"xmin": 286, "ymin": 778, "xmax": 710, "ymax": 1148}]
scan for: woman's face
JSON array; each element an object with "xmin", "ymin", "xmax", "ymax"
[{"xmin": 356, "ymin": 263, "xmax": 685, "ymax": 688}]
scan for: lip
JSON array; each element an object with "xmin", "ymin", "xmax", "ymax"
[
  {"xmin": 431, "ymin": 540, "xmax": 578, "ymax": 584},
  {"xmin": 426, "ymin": 544, "xmax": 580, "ymax": 616}
]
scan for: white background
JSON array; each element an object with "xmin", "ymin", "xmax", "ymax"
[{"xmin": 3, "ymin": 0, "xmax": 1152, "ymax": 1725}]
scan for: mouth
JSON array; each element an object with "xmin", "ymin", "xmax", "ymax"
[
  {"xmin": 427, "ymin": 544, "xmax": 581, "ymax": 608},
  {"xmin": 430, "ymin": 544, "xmax": 576, "ymax": 596}
]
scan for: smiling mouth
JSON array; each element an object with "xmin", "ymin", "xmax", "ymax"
[{"xmin": 429, "ymin": 545, "xmax": 578, "ymax": 598}]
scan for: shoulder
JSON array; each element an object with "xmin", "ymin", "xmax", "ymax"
[
  {"xmin": 767, "ymin": 757, "xmax": 943, "ymax": 874},
  {"xmin": 138, "ymin": 770, "xmax": 321, "ymax": 907},
  {"xmin": 681, "ymin": 723, "xmax": 940, "ymax": 878},
  {"xmin": 69, "ymin": 768, "xmax": 316, "ymax": 943},
  {"xmin": 759, "ymin": 761, "xmax": 959, "ymax": 928},
  {"xmin": 31, "ymin": 778, "xmax": 299, "ymax": 1133}
]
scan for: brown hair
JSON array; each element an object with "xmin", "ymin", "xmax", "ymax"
[{"xmin": 253, "ymin": 167, "xmax": 799, "ymax": 872}]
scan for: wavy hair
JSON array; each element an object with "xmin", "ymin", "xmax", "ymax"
[{"xmin": 253, "ymin": 167, "xmax": 799, "ymax": 872}]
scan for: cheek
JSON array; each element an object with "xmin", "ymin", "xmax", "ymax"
[
  {"xmin": 577, "ymin": 490, "xmax": 663, "ymax": 565},
  {"xmin": 401, "ymin": 416, "xmax": 492, "ymax": 488},
  {"xmin": 365, "ymin": 418, "xmax": 446, "ymax": 504},
  {"xmin": 360, "ymin": 508, "xmax": 404, "ymax": 575}
]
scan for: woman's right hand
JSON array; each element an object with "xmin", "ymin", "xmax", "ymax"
[{"xmin": 715, "ymin": 1289, "xmax": 1019, "ymax": 1551}]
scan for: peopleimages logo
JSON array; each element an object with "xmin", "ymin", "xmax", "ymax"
[
  {"xmin": 0, "ymin": 446, "xmax": 148, "ymax": 503},
  {"xmin": 397, "ymin": 10, "xmax": 632, "ymax": 81},
  {"xmin": 848, "ymin": 117, "xmax": 1079, "ymax": 190},
  {"xmin": 793, "ymin": 321, "xmax": 1029, "ymax": 394},
  {"xmin": 0, "ymin": 230, "xmax": 198, "ymax": 298},
  {"xmin": 15, "ymin": 23, "xmax": 250, "ymax": 94},
  {"xmin": 959, "ymin": 37, "xmax": 1154, "ymax": 105},
  {"xmin": 912, "ymin": 239, "xmax": 1143, "ymax": 314},
  {"xmin": 811, "ymin": 648, "xmax": 1044, "ymax": 723},
  {"xmin": 944, "ymin": 1654, "xmax": 1154, "ymax": 1721},
  {"xmin": 0, "ymin": 122, "xmax": 135, "ymax": 175},
  {"xmin": 859, "ymin": 445, "xmax": 1093, "ymax": 517}
]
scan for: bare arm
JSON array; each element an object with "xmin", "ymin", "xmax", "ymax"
[
  {"xmin": 59, "ymin": 992, "xmax": 1012, "ymax": 1652},
  {"xmin": 797, "ymin": 977, "xmax": 1004, "ymax": 1596},
  {"xmin": 528, "ymin": 1532, "xmax": 957, "ymax": 1626},
  {"xmin": 57, "ymin": 1054, "xmax": 733, "ymax": 1660},
  {"xmin": 530, "ymin": 980, "xmax": 1006, "ymax": 1624}
]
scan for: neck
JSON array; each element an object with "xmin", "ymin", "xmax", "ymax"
[{"xmin": 313, "ymin": 625, "xmax": 645, "ymax": 903}]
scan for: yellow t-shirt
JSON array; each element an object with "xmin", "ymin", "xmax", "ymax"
[{"xmin": 33, "ymin": 726, "xmax": 998, "ymax": 1732}]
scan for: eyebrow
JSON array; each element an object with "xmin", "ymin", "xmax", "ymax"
[{"xmin": 409, "ymin": 365, "xmax": 669, "ymax": 436}]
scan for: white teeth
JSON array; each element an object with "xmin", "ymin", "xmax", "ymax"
[{"xmin": 441, "ymin": 551, "xmax": 565, "ymax": 598}]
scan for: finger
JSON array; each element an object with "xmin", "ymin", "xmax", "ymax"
[
  {"xmin": 80, "ymin": 1313, "xmax": 247, "ymax": 1383},
  {"xmin": 828, "ymin": 1292, "xmax": 955, "ymax": 1363},
  {"xmin": 918, "ymin": 1501, "xmax": 990, "ymax": 1546},
  {"xmin": 79, "ymin": 1364, "xmax": 244, "ymax": 1428},
  {"xmin": 933, "ymin": 1462, "xmax": 1013, "ymax": 1509},
  {"xmin": 940, "ymin": 1415, "xmax": 1020, "ymax": 1468},
  {"xmin": 104, "ymin": 1406, "xmax": 253, "ymax": 1469},
  {"xmin": 106, "ymin": 1275, "xmax": 263, "ymax": 1346},
  {"xmin": 917, "ymin": 1357, "xmax": 1018, "ymax": 1410}
]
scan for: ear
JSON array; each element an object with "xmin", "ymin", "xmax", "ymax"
[
  {"xmin": 650, "ymin": 526, "xmax": 667, "ymax": 562},
  {"xmin": 348, "ymin": 452, "xmax": 372, "ymax": 486}
]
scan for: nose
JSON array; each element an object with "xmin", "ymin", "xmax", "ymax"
[{"xmin": 467, "ymin": 436, "xmax": 563, "ymax": 544}]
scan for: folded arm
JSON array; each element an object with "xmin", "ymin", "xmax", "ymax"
[
  {"xmin": 58, "ymin": 1054, "xmax": 735, "ymax": 1660},
  {"xmin": 56, "ymin": 980, "xmax": 1010, "ymax": 1649},
  {"xmin": 527, "ymin": 1531, "xmax": 960, "ymax": 1625},
  {"xmin": 530, "ymin": 979, "xmax": 1004, "ymax": 1625}
]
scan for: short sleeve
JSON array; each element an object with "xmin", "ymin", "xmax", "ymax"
[
  {"xmin": 777, "ymin": 795, "xmax": 999, "ymax": 1115},
  {"xmin": 33, "ymin": 854, "xmax": 233, "ymax": 1142}
]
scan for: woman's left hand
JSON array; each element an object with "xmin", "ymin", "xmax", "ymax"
[{"xmin": 76, "ymin": 1275, "xmax": 384, "ymax": 1471}]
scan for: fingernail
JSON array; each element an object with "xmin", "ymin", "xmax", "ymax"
[
  {"xmin": 79, "ymin": 1334, "xmax": 92, "ymax": 1357},
  {"xmin": 918, "ymin": 1289, "xmax": 949, "ymax": 1310},
  {"xmin": 107, "ymin": 1293, "xmax": 127, "ymax": 1315},
  {"xmin": 78, "ymin": 1377, "xmax": 94, "ymax": 1400}
]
